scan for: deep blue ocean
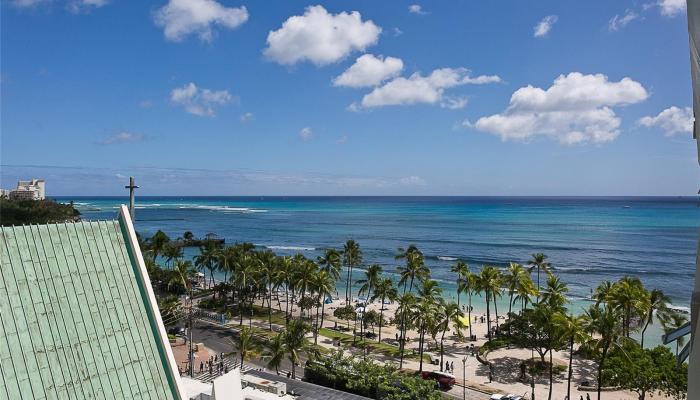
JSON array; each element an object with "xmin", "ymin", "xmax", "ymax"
[{"xmin": 59, "ymin": 196, "xmax": 699, "ymax": 309}]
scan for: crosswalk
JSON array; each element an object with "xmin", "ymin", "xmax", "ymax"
[{"xmin": 192, "ymin": 356, "xmax": 292, "ymax": 383}]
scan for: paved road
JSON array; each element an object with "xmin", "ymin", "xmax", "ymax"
[{"xmin": 190, "ymin": 320, "xmax": 303, "ymax": 378}]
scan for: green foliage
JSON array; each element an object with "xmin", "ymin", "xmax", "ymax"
[
  {"xmin": 0, "ymin": 197, "xmax": 80, "ymax": 226},
  {"xmin": 602, "ymin": 341, "xmax": 687, "ymax": 400},
  {"xmin": 305, "ymin": 350, "xmax": 441, "ymax": 400}
]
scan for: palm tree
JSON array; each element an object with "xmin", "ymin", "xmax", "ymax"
[
  {"xmin": 234, "ymin": 253, "xmax": 260, "ymax": 326},
  {"xmin": 342, "ymin": 240, "xmax": 362, "ymax": 303},
  {"xmin": 356, "ymin": 264, "xmax": 382, "ymax": 342},
  {"xmin": 257, "ymin": 250, "xmax": 278, "ymax": 331},
  {"xmin": 397, "ymin": 247, "xmax": 430, "ymax": 294},
  {"xmin": 451, "ymin": 261, "xmax": 469, "ymax": 307},
  {"xmin": 294, "ymin": 258, "xmax": 318, "ymax": 319},
  {"xmin": 528, "ymin": 253, "xmax": 551, "ymax": 300},
  {"xmin": 317, "ymin": 248, "xmax": 342, "ymax": 283},
  {"xmin": 284, "ymin": 318, "xmax": 311, "ymax": 379},
  {"xmin": 540, "ymin": 274, "xmax": 569, "ymax": 311},
  {"xmin": 593, "ymin": 280, "xmax": 614, "ymax": 306},
  {"xmin": 640, "ymin": 288, "xmax": 671, "ymax": 348},
  {"xmin": 474, "ymin": 266, "xmax": 501, "ymax": 341},
  {"xmin": 663, "ymin": 312, "xmax": 689, "ymax": 357},
  {"xmin": 171, "ymin": 259, "xmax": 195, "ymax": 294},
  {"xmin": 370, "ymin": 278, "xmax": 397, "ymax": 343},
  {"xmin": 463, "ymin": 271, "xmax": 476, "ymax": 339},
  {"xmin": 195, "ymin": 241, "xmax": 220, "ymax": 288},
  {"xmin": 437, "ymin": 300, "xmax": 462, "ymax": 371},
  {"xmin": 608, "ymin": 276, "xmax": 649, "ymax": 337},
  {"xmin": 584, "ymin": 304, "xmax": 625, "ymax": 400},
  {"xmin": 276, "ymin": 256, "xmax": 294, "ymax": 324},
  {"xmin": 397, "ymin": 292, "xmax": 416, "ymax": 369},
  {"xmin": 311, "ymin": 270, "xmax": 335, "ymax": 344},
  {"xmin": 504, "ymin": 262, "xmax": 527, "ymax": 318},
  {"xmin": 149, "ymin": 230, "xmax": 171, "ymax": 263},
  {"xmin": 262, "ymin": 332, "xmax": 286, "ymax": 375},
  {"xmin": 415, "ymin": 297, "xmax": 437, "ymax": 372},
  {"xmin": 162, "ymin": 243, "xmax": 183, "ymax": 268},
  {"xmin": 553, "ymin": 313, "xmax": 589, "ymax": 400},
  {"xmin": 234, "ymin": 327, "xmax": 258, "ymax": 371}
]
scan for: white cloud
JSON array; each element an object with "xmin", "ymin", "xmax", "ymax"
[
  {"xmin": 399, "ymin": 176, "xmax": 426, "ymax": 185},
  {"xmin": 393, "ymin": 27, "xmax": 403, "ymax": 36},
  {"xmin": 240, "ymin": 112, "xmax": 254, "ymax": 122},
  {"xmin": 534, "ymin": 15, "xmax": 558, "ymax": 38},
  {"xmin": 333, "ymin": 54, "xmax": 403, "ymax": 88},
  {"xmin": 264, "ymin": 5, "xmax": 381, "ymax": 66},
  {"xmin": 299, "ymin": 127, "xmax": 314, "ymax": 141},
  {"xmin": 408, "ymin": 4, "xmax": 426, "ymax": 15},
  {"xmin": 474, "ymin": 72, "xmax": 649, "ymax": 145},
  {"xmin": 351, "ymin": 68, "xmax": 500, "ymax": 109},
  {"xmin": 336, "ymin": 135, "xmax": 348, "ymax": 144},
  {"xmin": 441, "ymin": 96, "xmax": 469, "ymax": 110},
  {"xmin": 139, "ymin": 100, "xmax": 154, "ymax": 108},
  {"xmin": 67, "ymin": 0, "xmax": 109, "ymax": 13},
  {"xmin": 658, "ymin": 0, "xmax": 686, "ymax": 17},
  {"xmin": 639, "ymin": 106, "xmax": 693, "ymax": 136},
  {"xmin": 170, "ymin": 82, "xmax": 233, "ymax": 117},
  {"xmin": 11, "ymin": 0, "xmax": 50, "ymax": 8},
  {"xmin": 154, "ymin": 0, "xmax": 248, "ymax": 42},
  {"xmin": 101, "ymin": 132, "xmax": 145, "ymax": 145},
  {"xmin": 608, "ymin": 10, "xmax": 639, "ymax": 31}
]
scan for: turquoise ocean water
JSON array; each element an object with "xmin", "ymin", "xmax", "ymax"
[{"xmin": 61, "ymin": 196, "xmax": 699, "ymax": 347}]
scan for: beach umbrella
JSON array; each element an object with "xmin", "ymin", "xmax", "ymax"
[{"xmin": 458, "ymin": 315, "xmax": 470, "ymax": 327}]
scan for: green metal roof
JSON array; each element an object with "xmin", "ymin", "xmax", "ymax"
[{"xmin": 0, "ymin": 209, "xmax": 183, "ymax": 399}]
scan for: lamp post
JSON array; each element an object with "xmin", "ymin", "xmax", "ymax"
[{"xmin": 462, "ymin": 355, "xmax": 468, "ymax": 400}]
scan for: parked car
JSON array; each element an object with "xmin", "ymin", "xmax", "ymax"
[
  {"xmin": 420, "ymin": 370, "xmax": 456, "ymax": 390},
  {"xmin": 490, "ymin": 395, "xmax": 523, "ymax": 400}
]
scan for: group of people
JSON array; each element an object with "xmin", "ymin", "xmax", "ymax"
[
  {"xmin": 197, "ymin": 352, "xmax": 228, "ymax": 376},
  {"xmin": 444, "ymin": 360, "xmax": 456, "ymax": 373}
]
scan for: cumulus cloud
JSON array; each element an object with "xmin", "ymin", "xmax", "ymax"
[
  {"xmin": 408, "ymin": 4, "xmax": 426, "ymax": 15},
  {"xmin": 333, "ymin": 54, "xmax": 404, "ymax": 88},
  {"xmin": 170, "ymin": 82, "xmax": 233, "ymax": 117},
  {"xmin": 474, "ymin": 72, "xmax": 649, "ymax": 145},
  {"xmin": 639, "ymin": 106, "xmax": 693, "ymax": 136},
  {"xmin": 240, "ymin": 112, "xmax": 254, "ymax": 122},
  {"xmin": 264, "ymin": 5, "xmax": 381, "ymax": 66},
  {"xmin": 608, "ymin": 10, "xmax": 639, "ymax": 31},
  {"xmin": 100, "ymin": 132, "xmax": 145, "ymax": 145},
  {"xmin": 67, "ymin": 0, "xmax": 109, "ymax": 13},
  {"xmin": 399, "ymin": 176, "xmax": 426, "ymax": 185},
  {"xmin": 299, "ymin": 127, "xmax": 314, "ymax": 141},
  {"xmin": 658, "ymin": 0, "xmax": 686, "ymax": 17},
  {"xmin": 11, "ymin": 0, "xmax": 50, "ymax": 8},
  {"xmin": 154, "ymin": 0, "xmax": 248, "ymax": 42},
  {"xmin": 534, "ymin": 15, "xmax": 558, "ymax": 38},
  {"xmin": 350, "ymin": 68, "xmax": 500, "ymax": 109}
]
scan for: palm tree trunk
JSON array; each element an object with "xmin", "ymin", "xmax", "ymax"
[
  {"xmin": 314, "ymin": 299, "xmax": 321, "ymax": 345},
  {"xmin": 641, "ymin": 314, "xmax": 651, "ymax": 348},
  {"xmin": 285, "ymin": 287, "xmax": 290, "ymax": 325},
  {"xmin": 378, "ymin": 297, "xmax": 384, "ymax": 343},
  {"xmin": 493, "ymin": 292, "xmax": 499, "ymax": 332},
  {"xmin": 567, "ymin": 338, "xmax": 574, "ymax": 400},
  {"xmin": 468, "ymin": 291, "xmax": 473, "ymax": 339},
  {"xmin": 486, "ymin": 288, "xmax": 492, "ymax": 341},
  {"xmin": 548, "ymin": 346, "xmax": 553, "ymax": 400},
  {"xmin": 320, "ymin": 301, "xmax": 326, "ymax": 334},
  {"xmin": 418, "ymin": 325, "xmax": 425, "ymax": 372},
  {"xmin": 440, "ymin": 329, "xmax": 447, "ymax": 371},
  {"xmin": 597, "ymin": 345, "xmax": 609, "ymax": 400},
  {"xmin": 268, "ymin": 282, "xmax": 273, "ymax": 331}
]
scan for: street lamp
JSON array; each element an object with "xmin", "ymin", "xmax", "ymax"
[{"xmin": 462, "ymin": 355, "xmax": 469, "ymax": 400}]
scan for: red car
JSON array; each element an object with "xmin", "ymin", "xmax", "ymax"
[{"xmin": 420, "ymin": 371, "xmax": 456, "ymax": 390}]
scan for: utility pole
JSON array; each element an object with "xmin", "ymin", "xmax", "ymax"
[
  {"xmin": 188, "ymin": 293, "xmax": 194, "ymax": 377},
  {"xmin": 125, "ymin": 176, "xmax": 139, "ymax": 221}
]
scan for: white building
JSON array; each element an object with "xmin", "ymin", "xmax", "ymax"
[{"xmin": 6, "ymin": 178, "xmax": 45, "ymax": 200}]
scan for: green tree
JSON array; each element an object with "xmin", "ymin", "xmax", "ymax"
[
  {"xmin": 357, "ymin": 264, "xmax": 383, "ymax": 342},
  {"xmin": 284, "ymin": 318, "xmax": 313, "ymax": 379},
  {"xmin": 584, "ymin": 303, "xmax": 625, "ymax": 400},
  {"xmin": 451, "ymin": 261, "xmax": 469, "ymax": 308},
  {"xmin": 370, "ymin": 278, "xmax": 397, "ymax": 343},
  {"xmin": 474, "ymin": 266, "xmax": 502, "ymax": 341},
  {"xmin": 640, "ymin": 289, "xmax": 671, "ymax": 348},
  {"xmin": 149, "ymin": 230, "xmax": 171, "ymax": 263},
  {"xmin": 528, "ymin": 252, "xmax": 551, "ymax": 300},
  {"xmin": 262, "ymin": 332, "xmax": 286, "ymax": 375},
  {"xmin": 603, "ymin": 341, "xmax": 688, "ymax": 400},
  {"xmin": 311, "ymin": 270, "xmax": 335, "ymax": 344},
  {"xmin": 437, "ymin": 300, "xmax": 462, "ymax": 371},
  {"xmin": 608, "ymin": 276, "xmax": 649, "ymax": 337},
  {"xmin": 195, "ymin": 241, "xmax": 221, "ymax": 288},
  {"xmin": 396, "ymin": 246, "xmax": 429, "ymax": 294},
  {"xmin": 234, "ymin": 327, "xmax": 259, "ymax": 371},
  {"xmin": 317, "ymin": 248, "xmax": 342, "ymax": 283},
  {"xmin": 343, "ymin": 240, "xmax": 363, "ymax": 303},
  {"xmin": 553, "ymin": 313, "xmax": 589, "ymax": 400}
]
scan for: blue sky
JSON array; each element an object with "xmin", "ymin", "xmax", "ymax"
[{"xmin": 1, "ymin": 0, "xmax": 696, "ymax": 196}]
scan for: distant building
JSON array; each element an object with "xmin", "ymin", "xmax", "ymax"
[{"xmin": 5, "ymin": 178, "xmax": 46, "ymax": 200}]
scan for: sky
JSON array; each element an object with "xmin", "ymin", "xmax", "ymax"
[{"xmin": 0, "ymin": 0, "xmax": 697, "ymax": 196}]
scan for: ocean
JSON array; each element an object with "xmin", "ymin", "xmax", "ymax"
[{"xmin": 61, "ymin": 196, "xmax": 699, "ymax": 309}]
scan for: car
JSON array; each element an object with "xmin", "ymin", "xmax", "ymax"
[
  {"xmin": 420, "ymin": 370, "xmax": 456, "ymax": 390},
  {"xmin": 489, "ymin": 395, "xmax": 506, "ymax": 400}
]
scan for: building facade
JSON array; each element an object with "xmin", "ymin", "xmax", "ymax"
[{"xmin": 4, "ymin": 178, "xmax": 46, "ymax": 200}]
